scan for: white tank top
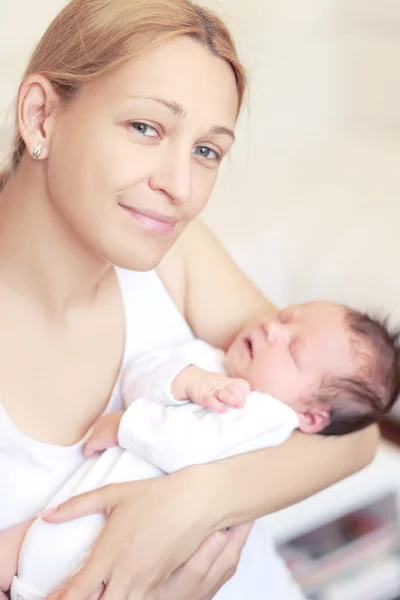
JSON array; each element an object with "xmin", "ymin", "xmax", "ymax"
[
  {"xmin": 0, "ymin": 268, "xmax": 193, "ymax": 530},
  {"xmin": 0, "ymin": 267, "xmax": 304, "ymax": 600}
]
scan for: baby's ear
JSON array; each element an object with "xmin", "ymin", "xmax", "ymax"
[{"xmin": 297, "ymin": 408, "xmax": 330, "ymax": 434}]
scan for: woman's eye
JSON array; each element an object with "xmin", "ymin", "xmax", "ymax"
[
  {"xmin": 130, "ymin": 122, "xmax": 158, "ymax": 138},
  {"xmin": 192, "ymin": 146, "xmax": 220, "ymax": 161}
]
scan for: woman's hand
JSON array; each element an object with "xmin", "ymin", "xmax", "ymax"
[
  {"xmin": 42, "ymin": 467, "xmax": 242, "ymax": 600},
  {"xmin": 148, "ymin": 523, "xmax": 253, "ymax": 600},
  {"xmin": 46, "ymin": 521, "xmax": 252, "ymax": 600}
]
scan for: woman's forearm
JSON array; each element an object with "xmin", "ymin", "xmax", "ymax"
[{"xmin": 199, "ymin": 425, "xmax": 379, "ymax": 530}]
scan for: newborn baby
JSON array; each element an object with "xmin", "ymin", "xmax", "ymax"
[
  {"xmin": 9, "ymin": 301, "xmax": 400, "ymax": 600},
  {"xmin": 85, "ymin": 300, "xmax": 400, "ymax": 462}
]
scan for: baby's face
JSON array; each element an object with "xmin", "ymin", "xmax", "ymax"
[{"xmin": 226, "ymin": 301, "xmax": 353, "ymax": 408}]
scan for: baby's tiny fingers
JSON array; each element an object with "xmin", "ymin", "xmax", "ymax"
[
  {"xmin": 203, "ymin": 394, "xmax": 227, "ymax": 413},
  {"xmin": 231, "ymin": 378, "xmax": 251, "ymax": 393},
  {"xmin": 227, "ymin": 385, "xmax": 248, "ymax": 405},
  {"xmin": 216, "ymin": 389, "xmax": 242, "ymax": 408}
]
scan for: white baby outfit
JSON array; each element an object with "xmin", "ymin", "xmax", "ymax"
[
  {"xmin": 4, "ymin": 268, "xmax": 304, "ymax": 600},
  {"xmin": 118, "ymin": 339, "xmax": 299, "ymax": 471}
]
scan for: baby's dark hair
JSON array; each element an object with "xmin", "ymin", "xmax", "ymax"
[{"xmin": 315, "ymin": 309, "xmax": 400, "ymax": 436}]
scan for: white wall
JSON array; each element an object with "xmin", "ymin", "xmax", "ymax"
[{"xmin": 2, "ymin": 1, "xmax": 400, "ymax": 418}]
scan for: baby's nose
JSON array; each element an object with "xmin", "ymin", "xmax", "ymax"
[{"xmin": 265, "ymin": 321, "xmax": 289, "ymax": 344}]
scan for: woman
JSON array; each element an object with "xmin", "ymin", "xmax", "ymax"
[{"xmin": 0, "ymin": 0, "xmax": 377, "ymax": 599}]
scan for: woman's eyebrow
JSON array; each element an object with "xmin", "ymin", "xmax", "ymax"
[
  {"xmin": 128, "ymin": 95, "xmax": 186, "ymax": 117},
  {"xmin": 209, "ymin": 125, "xmax": 236, "ymax": 141}
]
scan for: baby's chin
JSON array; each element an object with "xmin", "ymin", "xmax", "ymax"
[
  {"xmin": 224, "ymin": 349, "xmax": 235, "ymax": 376},
  {"xmin": 226, "ymin": 354, "xmax": 252, "ymax": 385},
  {"xmin": 225, "ymin": 347, "xmax": 241, "ymax": 377}
]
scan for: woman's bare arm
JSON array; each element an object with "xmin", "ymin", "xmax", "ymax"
[
  {"xmin": 204, "ymin": 426, "xmax": 378, "ymax": 527},
  {"xmin": 158, "ymin": 219, "xmax": 276, "ymax": 350},
  {"xmin": 159, "ymin": 218, "xmax": 379, "ymax": 518}
]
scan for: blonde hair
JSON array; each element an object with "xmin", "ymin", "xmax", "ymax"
[{"xmin": 0, "ymin": 0, "xmax": 246, "ymax": 190}]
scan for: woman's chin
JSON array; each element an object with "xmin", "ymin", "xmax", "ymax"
[
  {"xmin": 94, "ymin": 228, "xmax": 175, "ymax": 271},
  {"xmin": 109, "ymin": 248, "xmax": 165, "ymax": 272}
]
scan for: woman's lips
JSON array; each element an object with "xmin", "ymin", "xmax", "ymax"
[{"xmin": 120, "ymin": 205, "xmax": 178, "ymax": 236}]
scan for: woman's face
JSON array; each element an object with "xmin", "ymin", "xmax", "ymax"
[{"xmin": 46, "ymin": 36, "xmax": 239, "ymax": 270}]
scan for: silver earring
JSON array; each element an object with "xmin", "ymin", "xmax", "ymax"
[{"xmin": 33, "ymin": 144, "xmax": 43, "ymax": 160}]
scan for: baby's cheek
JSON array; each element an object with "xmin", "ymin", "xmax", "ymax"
[
  {"xmin": 247, "ymin": 359, "xmax": 273, "ymax": 393},
  {"xmin": 249, "ymin": 358, "xmax": 291, "ymax": 399}
]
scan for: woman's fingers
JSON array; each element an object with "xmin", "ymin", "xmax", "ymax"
[
  {"xmin": 132, "ymin": 532, "xmax": 228, "ymax": 600},
  {"xmin": 45, "ymin": 575, "xmax": 75, "ymax": 600},
  {"xmin": 149, "ymin": 524, "xmax": 253, "ymax": 600},
  {"xmin": 201, "ymin": 523, "xmax": 254, "ymax": 595},
  {"xmin": 177, "ymin": 530, "xmax": 228, "ymax": 582},
  {"xmin": 147, "ymin": 531, "xmax": 229, "ymax": 600},
  {"xmin": 41, "ymin": 484, "xmax": 122, "ymax": 523},
  {"xmin": 46, "ymin": 576, "xmax": 106, "ymax": 600},
  {"xmin": 47, "ymin": 472, "xmax": 226, "ymax": 600},
  {"xmin": 226, "ymin": 521, "xmax": 253, "ymax": 544},
  {"xmin": 87, "ymin": 582, "xmax": 106, "ymax": 600},
  {"xmin": 222, "ymin": 522, "xmax": 253, "ymax": 566},
  {"xmin": 101, "ymin": 570, "xmax": 147, "ymax": 600}
]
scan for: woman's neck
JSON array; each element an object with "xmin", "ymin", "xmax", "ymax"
[{"xmin": 0, "ymin": 161, "xmax": 112, "ymax": 316}]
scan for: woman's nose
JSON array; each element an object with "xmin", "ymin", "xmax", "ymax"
[{"xmin": 149, "ymin": 147, "xmax": 193, "ymax": 205}]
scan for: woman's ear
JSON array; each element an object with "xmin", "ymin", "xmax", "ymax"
[
  {"xmin": 17, "ymin": 74, "xmax": 61, "ymax": 161},
  {"xmin": 297, "ymin": 407, "xmax": 330, "ymax": 434}
]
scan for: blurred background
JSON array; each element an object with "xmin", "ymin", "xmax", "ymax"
[{"xmin": 1, "ymin": 1, "xmax": 400, "ymax": 598}]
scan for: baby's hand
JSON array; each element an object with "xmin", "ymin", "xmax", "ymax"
[
  {"xmin": 84, "ymin": 412, "xmax": 124, "ymax": 458},
  {"xmin": 195, "ymin": 372, "xmax": 251, "ymax": 413},
  {"xmin": 173, "ymin": 366, "xmax": 251, "ymax": 413}
]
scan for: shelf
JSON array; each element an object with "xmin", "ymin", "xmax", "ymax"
[
  {"xmin": 277, "ymin": 492, "xmax": 400, "ymax": 599},
  {"xmin": 264, "ymin": 441, "xmax": 400, "ymax": 545}
]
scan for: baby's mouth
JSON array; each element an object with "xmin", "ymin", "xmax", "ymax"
[{"xmin": 244, "ymin": 337, "xmax": 254, "ymax": 359}]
